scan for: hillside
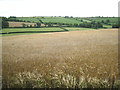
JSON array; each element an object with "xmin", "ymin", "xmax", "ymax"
[{"xmin": 2, "ymin": 16, "xmax": 119, "ymax": 28}]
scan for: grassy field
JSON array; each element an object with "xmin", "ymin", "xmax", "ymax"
[
  {"xmin": 1, "ymin": 27, "xmax": 95, "ymax": 37},
  {"xmin": 2, "ymin": 28, "xmax": 119, "ymax": 88},
  {"xmin": 38, "ymin": 17, "xmax": 83, "ymax": 24},
  {"xmin": 15, "ymin": 17, "xmax": 118, "ymax": 24},
  {"xmin": 14, "ymin": 17, "xmax": 84, "ymax": 24},
  {"xmin": 103, "ymin": 25, "xmax": 113, "ymax": 28},
  {"xmin": 16, "ymin": 17, "xmax": 40, "ymax": 23},
  {"xmin": 7, "ymin": 16, "xmax": 118, "ymax": 29},
  {"xmin": 82, "ymin": 17, "xmax": 118, "ymax": 24},
  {"xmin": 16, "ymin": 17, "xmax": 84, "ymax": 24}
]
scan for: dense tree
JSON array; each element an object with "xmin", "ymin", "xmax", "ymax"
[
  {"xmin": 64, "ymin": 16, "xmax": 69, "ymax": 18},
  {"xmin": 106, "ymin": 19, "xmax": 110, "ymax": 23},
  {"xmin": 9, "ymin": 16, "xmax": 16, "ymax": 18},
  {"xmin": 44, "ymin": 23, "xmax": 47, "ymax": 27},
  {"xmin": 78, "ymin": 22, "xmax": 103, "ymax": 29},
  {"xmin": 34, "ymin": 24, "xmax": 37, "ymax": 28},
  {"xmin": 74, "ymin": 23, "xmax": 78, "ymax": 27},
  {"xmin": 48, "ymin": 23, "xmax": 52, "ymax": 27},
  {"xmin": 30, "ymin": 25, "xmax": 32, "ymax": 28},
  {"xmin": 58, "ymin": 23, "xmax": 62, "ymax": 27},
  {"xmin": 101, "ymin": 20, "xmax": 104, "ymax": 23},
  {"xmin": 112, "ymin": 23, "xmax": 119, "ymax": 28},
  {"xmin": 2, "ymin": 20, "xmax": 9, "ymax": 28},
  {"xmin": 91, "ymin": 21, "xmax": 95, "ymax": 24},
  {"xmin": 22, "ymin": 24, "xmax": 26, "ymax": 28},
  {"xmin": 80, "ymin": 20, "xmax": 83, "ymax": 22},
  {"xmin": 26, "ymin": 25, "xmax": 29, "ymax": 28},
  {"xmin": 8, "ymin": 16, "xmax": 17, "ymax": 22},
  {"xmin": 2, "ymin": 17, "xmax": 9, "ymax": 28},
  {"xmin": 69, "ymin": 24, "xmax": 72, "ymax": 27},
  {"xmin": 36, "ymin": 23, "xmax": 41, "ymax": 28}
]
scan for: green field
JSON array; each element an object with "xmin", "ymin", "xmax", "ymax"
[
  {"xmin": 2, "ymin": 16, "xmax": 119, "ymax": 37},
  {"xmin": 81, "ymin": 17, "xmax": 118, "ymax": 24},
  {"xmin": 15, "ymin": 17, "xmax": 118, "ymax": 24},
  {"xmin": 15, "ymin": 17, "xmax": 84, "ymax": 24},
  {"xmin": 15, "ymin": 17, "xmax": 40, "ymax": 23},
  {"xmin": 1, "ymin": 27, "xmax": 95, "ymax": 37},
  {"xmin": 103, "ymin": 25, "xmax": 112, "ymax": 28},
  {"xmin": 7, "ymin": 16, "xmax": 119, "ymax": 29},
  {"xmin": 38, "ymin": 17, "xmax": 83, "ymax": 24}
]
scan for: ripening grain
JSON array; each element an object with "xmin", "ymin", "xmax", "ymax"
[{"xmin": 2, "ymin": 29, "xmax": 119, "ymax": 88}]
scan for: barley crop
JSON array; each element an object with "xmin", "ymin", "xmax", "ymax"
[{"xmin": 2, "ymin": 29, "xmax": 119, "ymax": 88}]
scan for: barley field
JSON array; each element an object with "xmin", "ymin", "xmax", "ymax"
[
  {"xmin": 8, "ymin": 21, "xmax": 37, "ymax": 27},
  {"xmin": 2, "ymin": 29, "xmax": 119, "ymax": 88}
]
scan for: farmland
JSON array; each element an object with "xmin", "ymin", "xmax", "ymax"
[
  {"xmin": 10, "ymin": 17, "xmax": 84, "ymax": 24},
  {"xmin": 1, "ymin": 16, "xmax": 119, "ymax": 88},
  {"xmin": 14, "ymin": 16, "xmax": 118, "ymax": 24},
  {"xmin": 38, "ymin": 17, "xmax": 83, "ymax": 24},
  {"xmin": 5, "ymin": 16, "xmax": 119, "ymax": 28},
  {"xmin": 12, "ymin": 17, "xmax": 40, "ymax": 23},
  {"xmin": 1, "ymin": 27, "xmax": 94, "ymax": 37},
  {"xmin": 8, "ymin": 21, "xmax": 36, "ymax": 27},
  {"xmin": 2, "ymin": 28, "xmax": 119, "ymax": 88},
  {"xmin": 81, "ymin": 17, "xmax": 118, "ymax": 24}
]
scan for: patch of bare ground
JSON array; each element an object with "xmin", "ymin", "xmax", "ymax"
[{"xmin": 8, "ymin": 21, "xmax": 37, "ymax": 27}]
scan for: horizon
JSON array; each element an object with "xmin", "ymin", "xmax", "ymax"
[
  {"xmin": 0, "ymin": 16, "xmax": 119, "ymax": 18},
  {"xmin": 0, "ymin": 0, "xmax": 119, "ymax": 17}
]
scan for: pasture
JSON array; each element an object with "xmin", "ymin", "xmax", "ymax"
[
  {"xmin": 1, "ymin": 27, "xmax": 94, "ymax": 37},
  {"xmin": 2, "ymin": 28, "xmax": 119, "ymax": 88},
  {"xmin": 81, "ymin": 17, "xmax": 118, "ymax": 24},
  {"xmin": 7, "ymin": 16, "xmax": 117, "ymax": 29},
  {"xmin": 16, "ymin": 17, "xmax": 84, "ymax": 24},
  {"xmin": 38, "ymin": 17, "xmax": 83, "ymax": 24}
]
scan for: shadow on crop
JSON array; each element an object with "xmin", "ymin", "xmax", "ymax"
[
  {"xmin": 1, "ymin": 27, "xmax": 69, "ymax": 34},
  {"xmin": 59, "ymin": 27, "xmax": 69, "ymax": 31},
  {"xmin": 1, "ymin": 30, "xmax": 67, "ymax": 34}
]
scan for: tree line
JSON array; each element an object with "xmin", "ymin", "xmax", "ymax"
[
  {"xmin": 30, "ymin": 21, "xmax": 103, "ymax": 29},
  {"xmin": 20, "ymin": 22, "xmax": 103, "ymax": 29},
  {"xmin": 1, "ymin": 16, "xmax": 119, "ymax": 28},
  {"xmin": 2, "ymin": 17, "xmax": 9, "ymax": 28}
]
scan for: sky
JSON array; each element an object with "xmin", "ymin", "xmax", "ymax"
[{"xmin": 0, "ymin": 0, "xmax": 119, "ymax": 17}]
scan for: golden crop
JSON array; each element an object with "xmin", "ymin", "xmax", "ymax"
[{"xmin": 2, "ymin": 29, "xmax": 119, "ymax": 88}]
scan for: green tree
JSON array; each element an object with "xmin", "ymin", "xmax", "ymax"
[
  {"xmin": 36, "ymin": 23, "xmax": 41, "ymax": 28},
  {"xmin": 44, "ymin": 23, "xmax": 47, "ymax": 27},
  {"xmin": 106, "ymin": 19, "xmax": 110, "ymax": 23},
  {"xmin": 101, "ymin": 20, "xmax": 104, "ymax": 23},
  {"xmin": 64, "ymin": 16, "xmax": 69, "ymax": 18},
  {"xmin": 27, "ymin": 25, "xmax": 29, "ymax": 28},
  {"xmin": 112, "ymin": 23, "xmax": 119, "ymax": 28},
  {"xmin": 74, "ymin": 23, "xmax": 78, "ymax": 27},
  {"xmin": 22, "ymin": 24, "xmax": 26, "ymax": 28},
  {"xmin": 34, "ymin": 24, "xmax": 37, "ymax": 28},
  {"xmin": 30, "ymin": 25, "xmax": 32, "ymax": 28},
  {"xmin": 2, "ymin": 21, "xmax": 9, "ymax": 28},
  {"xmin": 48, "ymin": 23, "xmax": 52, "ymax": 27},
  {"xmin": 80, "ymin": 20, "xmax": 83, "ymax": 22},
  {"xmin": 2, "ymin": 17, "xmax": 9, "ymax": 28},
  {"xmin": 58, "ymin": 23, "xmax": 62, "ymax": 27}
]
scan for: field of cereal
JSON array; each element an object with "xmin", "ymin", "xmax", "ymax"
[{"xmin": 2, "ymin": 29, "xmax": 119, "ymax": 88}]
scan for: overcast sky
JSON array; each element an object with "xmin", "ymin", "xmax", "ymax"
[{"xmin": 0, "ymin": 0, "xmax": 119, "ymax": 17}]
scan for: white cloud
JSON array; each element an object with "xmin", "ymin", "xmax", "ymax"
[{"xmin": 0, "ymin": 0, "xmax": 119, "ymax": 17}]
